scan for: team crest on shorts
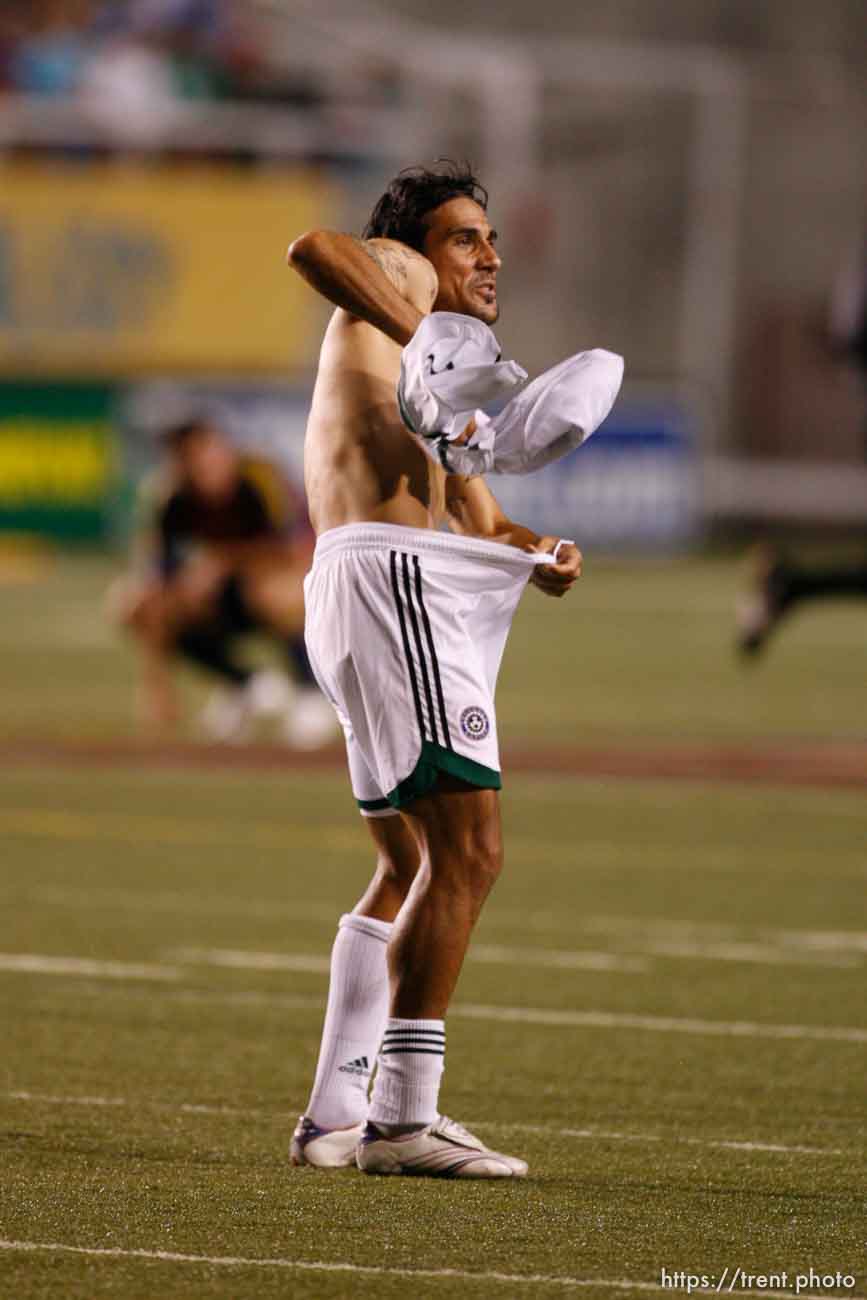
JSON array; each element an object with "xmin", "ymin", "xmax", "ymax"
[{"xmin": 459, "ymin": 705, "xmax": 490, "ymax": 742}]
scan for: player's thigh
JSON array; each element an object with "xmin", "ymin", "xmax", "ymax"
[
  {"xmin": 242, "ymin": 564, "xmax": 305, "ymax": 633},
  {"xmin": 402, "ymin": 780, "xmax": 502, "ymax": 882}
]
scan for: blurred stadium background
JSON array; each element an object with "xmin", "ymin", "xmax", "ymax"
[{"xmin": 1, "ymin": 3, "xmax": 865, "ymax": 1298}]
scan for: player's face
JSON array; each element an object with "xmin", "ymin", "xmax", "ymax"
[
  {"xmin": 177, "ymin": 428, "xmax": 238, "ymax": 499},
  {"xmin": 422, "ymin": 197, "xmax": 501, "ymax": 324}
]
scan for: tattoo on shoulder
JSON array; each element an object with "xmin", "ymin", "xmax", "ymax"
[{"xmin": 352, "ymin": 236, "xmax": 424, "ymax": 290}]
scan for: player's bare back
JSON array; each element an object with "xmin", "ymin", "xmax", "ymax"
[{"xmin": 303, "ymin": 240, "xmax": 445, "ymax": 535}]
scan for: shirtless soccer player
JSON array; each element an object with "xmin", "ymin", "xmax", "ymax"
[{"xmin": 288, "ymin": 162, "xmax": 600, "ymax": 1179}]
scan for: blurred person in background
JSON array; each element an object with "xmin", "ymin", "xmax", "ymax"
[
  {"xmin": 80, "ymin": 0, "xmax": 226, "ymax": 144},
  {"xmin": 108, "ymin": 417, "xmax": 336, "ymax": 748},
  {"xmin": 0, "ymin": 2, "xmax": 28, "ymax": 92},
  {"xmin": 737, "ymin": 231, "xmax": 867, "ymax": 656},
  {"xmin": 2, "ymin": 0, "xmax": 320, "ymax": 142},
  {"xmin": 7, "ymin": 0, "xmax": 92, "ymax": 97}
]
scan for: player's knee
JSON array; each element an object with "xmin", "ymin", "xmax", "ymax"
[
  {"xmin": 375, "ymin": 843, "xmax": 419, "ymax": 893},
  {"xmin": 435, "ymin": 822, "xmax": 502, "ymax": 899},
  {"xmin": 467, "ymin": 824, "xmax": 503, "ymax": 895},
  {"xmin": 368, "ymin": 815, "xmax": 422, "ymax": 895}
]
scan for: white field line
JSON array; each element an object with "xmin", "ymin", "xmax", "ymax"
[
  {"xmin": 9, "ymin": 1091, "xmax": 127, "ymax": 1108},
  {"xmin": 4, "ymin": 1091, "xmax": 845, "ymax": 1159},
  {"xmin": 16, "ymin": 885, "xmax": 867, "ymax": 964},
  {"xmin": 0, "ymin": 1241, "xmax": 859, "ymax": 1300},
  {"xmin": 183, "ymin": 939, "xmax": 856, "ymax": 974},
  {"xmin": 6, "ymin": 1091, "xmax": 266, "ymax": 1118},
  {"xmin": 5, "ymin": 953, "xmax": 867, "ymax": 1043},
  {"xmin": 0, "ymin": 954, "xmax": 180, "ymax": 981},
  {"xmin": 170, "ymin": 945, "xmax": 649, "ymax": 976},
  {"xmin": 472, "ymin": 944, "xmax": 649, "ymax": 973},
  {"xmin": 454, "ymin": 1002, "xmax": 867, "ymax": 1045},
  {"xmin": 580, "ymin": 915, "xmax": 867, "ymax": 954},
  {"xmin": 482, "ymin": 1122, "xmax": 844, "ymax": 1158},
  {"xmin": 169, "ymin": 948, "xmax": 331, "ymax": 974},
  {"xmin": 638, "ymin": 941, "xmax": 858, "ymax": 970},
  {"xmin": 776, "ymin": 929, "xmax": 867, "ymax": 954}
]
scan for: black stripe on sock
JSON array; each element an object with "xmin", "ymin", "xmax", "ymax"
[
  {"xmin": 382, "ymin": 1044, "xmax": 444, "ymax": 1053},
  {"xmin": 401, "ymin": 553, "xmax": 438, "ymax": 747},
  {"xmin": 412, "ymin": 555, "xmax": 452, "ymax": 750},
  {"xmin": 382, "ymin": 1035, "xmax": 445, "ymax": 1046},
  {"xmin": 389, "ymin": 550, "xmax": 427, "ymax": 741},
  {"xmin": 380, "ymin": 1046, "xmax": 445, "ymax": 1056}
]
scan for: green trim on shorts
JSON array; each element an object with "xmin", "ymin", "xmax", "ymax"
[
  {"xmin": 355, "ymin": 744, "xmax": 501, "ymax": 813},
  {"xmin": 357, "ymin": 795, "xmax": 393, "ymax": 813},
  {"xmin": 356, "ymin": 741, "xmax": 502, "ymax": 813}
]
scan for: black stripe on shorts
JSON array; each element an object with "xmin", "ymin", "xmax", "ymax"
[
  {"xmin": 412, "ymin": 554, "xmax": 452, "ymax": 750},
  {"xmin": 389, "ymin": 549, "xmax": 427, "ymax": 741},
  {"xmin": 389, "ymin": 550, "xmax": 453, "ymax": 752},
  {"xmin": 401, "ymin": 552, "xmax": 439, "ymax": 747}
]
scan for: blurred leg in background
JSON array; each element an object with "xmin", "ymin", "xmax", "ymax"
[
  {"xmin": 737, "ymin": 542, "xmax": 867, "ymax": 656},
  {"xmin": 108, "ymin": 555, "xmax": 335, "ymax": 745},
  {"xmin": 235, "ymin": 550, "xmax": 337, "ymax": 748}
]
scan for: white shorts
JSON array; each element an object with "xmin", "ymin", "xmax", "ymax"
[{"xmin": 303, "ymin": 523, "xmax": 545, "ymax": 815}]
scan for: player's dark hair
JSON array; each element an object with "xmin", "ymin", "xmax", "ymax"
[
  {"xmin": 159, "ymin": 418, "xmax": 212, "ymax": 451},
  {"xmin": 362, "ymin": 160, "xmax": 488, "ymax": 252}
]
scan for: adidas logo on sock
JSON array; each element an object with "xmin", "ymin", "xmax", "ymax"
[{"xmin": 338, "ymin": 1055, "xmax": 370, "ymax": 1076}]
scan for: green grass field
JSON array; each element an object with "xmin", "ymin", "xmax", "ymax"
[{"xmin": 1, "ymin": 553, "xmax": 865, "ymax": 1299}]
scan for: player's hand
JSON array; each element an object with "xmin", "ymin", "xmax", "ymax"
[
  {"xmin": 452, "ymin": 416, "xmax": 476, "ymax": 446},
  {"xmin": 526, "ymin": 536, "xmax": 582, "ymax": 598}
]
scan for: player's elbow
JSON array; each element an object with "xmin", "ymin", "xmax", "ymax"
[{"xmin": 286, "ymin": 229, "xmax": 328, "ymax": 269}]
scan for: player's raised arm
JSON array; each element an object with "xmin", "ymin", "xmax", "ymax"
[{"xmin": 286, "ymin": 232, "xmax": 437, "ymax": 346}]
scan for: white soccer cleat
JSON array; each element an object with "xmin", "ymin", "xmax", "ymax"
[
  {"xmin": 247, "ymin": 668, "xmax": 294, "ymax": 716},
  {"xmin": 199, "ymin": 684, "xmax": 254, "ymax": 743},
  {"xmin": 290, "ymin": 1115, "xmax": 364, "ymax": 1169},
  {"xmin": 200, "ymin": 669, "xmax": 292, "ymax": 743},
  {"xmin": 284, "ymin": 687, "xmax": 338, "ymax": 749},
  {"xmin": 356, "ymin": 1115, "xmax": 528, "ymax": 1179}
]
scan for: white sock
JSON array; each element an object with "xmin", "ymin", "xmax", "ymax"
[
  {"xmin": 305, "ymin": 913, "xmax": 392, "ymax": 1130},
  {"xmin": 368, "ymin": 1018, "xmax": 445, "ymax": 1128}
]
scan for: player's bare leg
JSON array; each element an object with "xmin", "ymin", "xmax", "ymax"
[
  {"xmin": 389, "ymin": 781, "xmax": 501, "ymax": 1018},
  {"xmin": 108, "ymin": 578, "xmax": 183, "ymax": 729},
  {"xmin": 353, "ymin": 814, "xmax": 423, "ymax": 924},
  {"xmin": 291, "ymin": 813, "xmax": 420, "ymax": 1167},
  {"xmin": 358, "ymin": 781, "xmax": 527, "ymax": 1178}
]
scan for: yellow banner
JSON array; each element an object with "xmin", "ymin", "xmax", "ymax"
[{"xmin": 0, "ymin": 163, "xmax": 335, "ymax": 374}]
